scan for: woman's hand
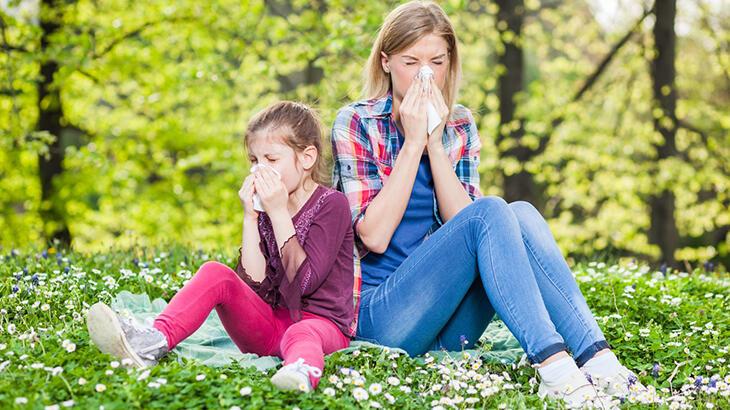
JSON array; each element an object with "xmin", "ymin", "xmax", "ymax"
[
  {"xmin": 426, "ymin": 76, "xmax": 449, "ymax": 152},
  {"xmin": 253, "ymin": 166, "xmax": 288, "ymax": 216},
  {"xmin": 238, "ymin": 174, "xmax": 259, "ymax": 220},
  {"xmin": 398, "ymin": 75, "xmax": 428, "ymax": 150}
]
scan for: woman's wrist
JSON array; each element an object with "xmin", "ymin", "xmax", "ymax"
[
  {"xmin": 401, "ymin": 139, "xmax": 427, "ymax": 157},
  {"xmin": 427, "ymin": 139, "xmax": 445, "ymax": 155}
]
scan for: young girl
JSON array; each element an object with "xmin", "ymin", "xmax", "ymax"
[{"xmin": 87, "ymin": 101, "xmax": 355, "ymax": 392}]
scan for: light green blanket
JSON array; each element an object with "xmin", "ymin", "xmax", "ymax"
[{"xmin": 111, "ymin": 291, "xmax": 524, "ymax": 371}]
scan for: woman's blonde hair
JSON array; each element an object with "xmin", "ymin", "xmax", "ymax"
[
  {"xmin": 244, "ymin": 101, "xmax": 329, "ymax": 186},
  {"xmin": 363, "ymin": 0, "xmax": 462, "ymax": 111}
]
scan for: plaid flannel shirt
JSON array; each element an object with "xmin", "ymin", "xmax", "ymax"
[{"xmin": 331, "ymin": 91, "xmax": 483, "ymax": 260}]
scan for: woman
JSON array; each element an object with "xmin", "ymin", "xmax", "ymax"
[{"xmin": 331, "ymin": 1, "xmax": 644, "ymax": 407}]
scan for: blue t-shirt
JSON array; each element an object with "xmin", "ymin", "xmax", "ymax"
[{"xmin": 360, "ymin": 151, "xmax": 437, "ymax": 288}]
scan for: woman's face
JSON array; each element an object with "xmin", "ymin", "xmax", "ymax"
[{"xmin": 381, "ymin": 33, "xmax": 450, "ymax": 102}]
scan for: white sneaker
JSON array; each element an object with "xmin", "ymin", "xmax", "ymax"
[
  {"xmin": 270, "ymin": 358, "xmax": 322, "ymax": 393},
  {"xmin": 585, "ymin": 365, "xmax": 647, "ymax": 398},
  {"xmin": 86, "ymin": 302, "xmax": 169, "ymax": 368},
  {"xmin": 538, "ymin": 369, "xmax": 602, "ymax": 409}
]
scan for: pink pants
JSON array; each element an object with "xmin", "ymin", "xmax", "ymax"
[{"xmin": 153, "ymin": 261, "xmax": 350, "ymax": 388}]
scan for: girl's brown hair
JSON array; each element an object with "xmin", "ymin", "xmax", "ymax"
[
  {"xmin": 364, "ymin": 0, "xmax": 462, "ymax": 112},
  {"xmin": 244, "ymin": 101, "xmax": 329, "ymax": 186}
]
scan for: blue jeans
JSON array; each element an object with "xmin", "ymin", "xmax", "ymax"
[{"xmin": 356, "ymin": 196, "xmax": 609, "ymax": 365}]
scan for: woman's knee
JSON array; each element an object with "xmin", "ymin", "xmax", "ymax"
[
  {"xmin": 508, "ymin": 200, "xmax": 540, "ymax": 220},
  {"xmin": 467, "ymin": 195, "xmax": 512, "ymax": 219},
  {"xmin": 508, "ymin": 201, "xmax": 549, "ymax": 231}
]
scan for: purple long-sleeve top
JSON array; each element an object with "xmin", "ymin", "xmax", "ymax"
[{"xmin": 235, "ymin": 185, "xmax": 355, "ymax": 337}]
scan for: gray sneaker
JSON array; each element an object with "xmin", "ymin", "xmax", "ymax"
[{"xmin": 86, "ymin": 302, "xmax": 169, "ymax": 368}]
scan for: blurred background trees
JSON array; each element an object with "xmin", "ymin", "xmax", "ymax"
[{"xmin": 1, "ymin": 0, "xmax": 728, "ymax": 268}]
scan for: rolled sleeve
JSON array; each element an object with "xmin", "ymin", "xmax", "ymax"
[{"xmin": 455, "ymin": 108, "xmax": 483, "ymax": 201}]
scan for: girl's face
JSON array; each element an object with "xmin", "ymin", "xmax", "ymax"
[
  {"xmin": 247, "ymin": 131, "xmax": 317, "ymax": 193},
  {"xmin": 381, "ymin": 33, "xmax": 450, "ymax": 102}
]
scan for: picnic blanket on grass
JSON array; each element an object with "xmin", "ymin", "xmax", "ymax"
[{"xmin": 111, "ymin": 291, "xmax": 525, "ymax": 370}]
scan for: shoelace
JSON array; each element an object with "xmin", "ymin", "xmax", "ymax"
[
  {"xmin": 284, "ymin": 358, "xmax": 322, "ymax": 378},
  {"xmin": 117, "ymin": 313, "xmax": 167, "ymax": 359}
]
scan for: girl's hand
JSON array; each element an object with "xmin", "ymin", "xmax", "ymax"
[
  {"xmin": 238, "ymin": 174, "xmax": 259, "ymax": 220},
  {"xmin": 426, "ymin": 76, "xmax": 449, "ymax": 151},
  {"xmin": 253, "ymin": 166, "xmax": 288, "ymax": 215},
  {"xmin": 399, "ymin": 75, "xmax": 428, "ymax": 149}
]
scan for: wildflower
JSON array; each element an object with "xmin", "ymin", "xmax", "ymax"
[
  {"xmin": 195, "ymin": 374, "xmax": 206, "ymax": 381},
  {"xmin": 137, "ymin": 369, "xmax": 151, "ymax": 381},
  {"xmin": 12, "ymin": 285, "xmax": 19, "ymax": 294},
  {"xmin": 387, "ymin": 376, "xmax": 400, "ymax": 386},
  {"xmin": 323, "ymin": 387, "xmax": 335, "ymax": 396},
  {"xmin": 78, "ymin": 377, "xmax": 87, "ymax": 385},
  {"xmin": 15, "ymin": 397, "xmax": 28, "ymax": 404},
  {"xmin": 95, "ymin": 383, "xmax": 107, "ymax": 392},
  {"xmin": 41, "ymin": 304, "xmax": 50, "ymax": 311},
  {"xmin": 239, "ymin": 386, "xmax": 252, "ymax": 396},
  {"xmin": 694, "ymin": 376, "xmax": 703, "ymax": 389},
  {"xmin": 368, "ymin": 383, "xmax": 382, "ymax": 395},
  {"xmin": 352, "ymin": 387, "xmax": 369, "ymax": 401},
  {"xmin": 62, "ymin": 339, "xmax": 76, "ymax": 353},
  {"xmin": 459, "ymin": 334, "xmax": 468, "ymax": 347},
  {"xmin": 652, "ymin": 363, "xmax": 660, "ymax": 378}
]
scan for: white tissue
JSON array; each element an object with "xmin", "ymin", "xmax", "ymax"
[
  {"xmin": 417, "ymin": 65, "xmax": 442, "ymax": 134},
  {"xmin": 250, "ymin": 164, "xmax": 281, "ymax": 212}
]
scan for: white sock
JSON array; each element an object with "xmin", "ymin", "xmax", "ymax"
[
  {"xmin": 537, "ymin": 356, "xmax": 583, "ymax": 387},
  {"xmin": 579, "ymin": 350, "xmax": 622, "ymax": 378}
]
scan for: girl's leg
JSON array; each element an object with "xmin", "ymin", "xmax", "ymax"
[
  {"xmin": 357, "ymin": 196, "xmax": 566, "ymax": 364},
  {"xmin": 153, "ymin": 261, "xmax": 287, "ymax": 356},
  {"xmin": 277, "ymin": 315, "xmax": 350, "ymax": 389},
  {"xmin": 507, "ymin": 201, "xmax": 609, "ymax": 366}
]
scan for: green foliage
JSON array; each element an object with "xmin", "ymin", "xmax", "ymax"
[{"xmin": 0, "ymin": 0, "xmax": 728, "ymax": 265}]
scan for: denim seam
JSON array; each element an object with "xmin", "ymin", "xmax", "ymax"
[
  {"xmin": 366, "ymin": 215, "xmax": 477, "ymax": 307},
  {"xmin": 521, "ymin": 233, "xmax": 594, "ymax": 342},
  {"xmin": 474, "ymin": 214, "xmax": 530, "ymax": 356}
]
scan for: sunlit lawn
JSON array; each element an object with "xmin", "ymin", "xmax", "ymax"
[{"xmin": 1, "ymin": 246, "xmax": 728, "ymax": 409}]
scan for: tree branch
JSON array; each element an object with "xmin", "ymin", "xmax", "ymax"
[
  {"xmin": 531, "ymin": 5, "xmax": 654, "ymax": 156},
  {"xmin": 92, "ymin": 16, "xmax": 194, "ymax": 59}
]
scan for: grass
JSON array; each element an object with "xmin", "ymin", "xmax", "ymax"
[{"xmin": 0, "ymin": 245, "xmax": 728, "ymax": 409}]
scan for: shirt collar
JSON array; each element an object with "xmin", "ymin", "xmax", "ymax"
[{"xmin": 360, "ymin": 90, "xmax": 393, "ymax": 119}]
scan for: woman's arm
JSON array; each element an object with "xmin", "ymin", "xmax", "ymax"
[
  {"xmin": 358, "ymin": 80, "xmax": 432, "ymax": 253},
  {"xmin": 356, "ymin": 140, "xmax": 422, "ymax": 253},
  {"xmin": 427, "ymin": 144, "xmax": 472, "ymax": 222},
  {"xmin": 425, "ymin": 82, "xmax": 482, "ymax": 221}
]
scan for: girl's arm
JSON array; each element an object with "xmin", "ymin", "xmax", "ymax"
[
  {"xmin": 274, "ymin": 194, "xmax": 352, "ymax": 306},
  {"xmin": 236, "ymin": 174, "xmax": 266, "ymax": 282},
  {"xmin": 239, "ymin": 214, "xmax": 266, "ymax": 282}
]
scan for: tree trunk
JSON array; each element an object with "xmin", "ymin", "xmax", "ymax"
[
  {"xmin": 36, "ymin": 0, "xmax": 71, "ymax": 246},
  {"xmin": 495, "ymin": 0, "xmax": 543, "ymax": 207},
  {"xmin": 648, "ymin": 0, "xmax": 680, "ymax": 266}
]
